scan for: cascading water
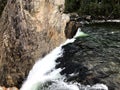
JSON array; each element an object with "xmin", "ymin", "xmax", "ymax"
[{"xmin": 20, "ymin": 28, "xmax": 108, "ymax": 90}]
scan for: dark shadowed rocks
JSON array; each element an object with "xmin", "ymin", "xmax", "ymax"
[
  {"xmin": 65, "ymin": 21, "xmax": 78, "ymax": 39},
  {"xmin": 65, "ymin": 21, "xmax": 82, "ymax": 39}
]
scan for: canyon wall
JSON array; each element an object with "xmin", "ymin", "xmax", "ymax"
[{"xmin": 0, "ymin": 0, "xmax": 69, "ymax": 87}]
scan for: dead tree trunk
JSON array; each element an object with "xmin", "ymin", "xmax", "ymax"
[{"xmin": 0, "ymin": 0, "xmax": 69, "ymax": 88}]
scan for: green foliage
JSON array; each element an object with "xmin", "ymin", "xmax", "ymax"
[
  {"xmin": 0, "ymin": 0, "xmax": 7, "ymax": 16},
  {"xmin": 113, "ymin": 4, "xmax": 120, "ymax": 18},
  {"xmin": 65, "ymin": 0, "xmax": 120, "ymax": 19},
  {"xmin": 65, "ymin": 0, "xmax": 80, "ymax": 12}
]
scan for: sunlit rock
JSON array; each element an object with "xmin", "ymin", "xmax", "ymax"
[{"xmin": 0, "ymin": 0, "xmax": 69, "ymax": 87}]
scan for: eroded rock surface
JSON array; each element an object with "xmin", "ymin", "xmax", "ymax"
[
  {"xmin": 0, "ymin": 0, "xmax": 69, "ymax": 88},
  {"xmin": 0, "ymin": 86, "xmax": 18, "ymax": 90}
]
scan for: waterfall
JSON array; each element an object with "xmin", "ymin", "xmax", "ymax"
[{"xmin": 20, "ymin": 28, "xmax": 108, "ymax": 90}]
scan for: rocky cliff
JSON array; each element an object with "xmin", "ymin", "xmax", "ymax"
[{"xmin": 0, "ymin": 0, "xmax": 69, "ymax": 88}]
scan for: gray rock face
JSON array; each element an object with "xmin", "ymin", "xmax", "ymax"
[{"xmin": 56, "ymin": 23, "xmax": 120, "ymax": 90}]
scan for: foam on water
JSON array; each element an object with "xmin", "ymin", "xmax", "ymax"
[
  {"xmin": 20, "ymin": 28, "xmax": 108, "ymax": 90},
  {"xmin": 20, "ymin": 38, "xmax": 75, "ymax": 90}
]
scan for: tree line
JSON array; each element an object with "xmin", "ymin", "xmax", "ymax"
[
  {"xmin": 0, "ymin": 0, "xmax": 120, "ymax": 19},
  {"xmin": 65, "ymin": 0, "xmax": 120, "ymax": 19}
]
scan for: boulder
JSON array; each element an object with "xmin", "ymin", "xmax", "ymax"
[{"xmin": 65, "ymin": 21, "xmax": 82, "ymax": 39}]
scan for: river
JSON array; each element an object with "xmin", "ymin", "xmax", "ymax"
[{"xmin": 20, "ymin": 22, "xmax": 120, "ymax": 90}]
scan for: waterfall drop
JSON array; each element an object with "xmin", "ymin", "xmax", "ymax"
[{"xmin": 20, "ymin": 28, "xmax": 108, "ymax": 90}]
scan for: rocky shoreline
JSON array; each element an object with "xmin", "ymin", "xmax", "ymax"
[{"xmin": 69, "ymin": 13, "xmax": 120, "ymax": 24}]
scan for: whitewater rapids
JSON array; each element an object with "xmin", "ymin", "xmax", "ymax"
[{"xmin": 20, "ymin": 28, "xmax": 108, "ymax": 90}]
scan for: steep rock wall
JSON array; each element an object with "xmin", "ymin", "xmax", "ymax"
[{"xmin": 0, "ymin": 0, "xmax": 69, "ymax": 87}]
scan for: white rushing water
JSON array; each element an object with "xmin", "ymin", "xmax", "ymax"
[{"xmin": 20, "ymin": 28, "xmax": 108, "ymax": 90}]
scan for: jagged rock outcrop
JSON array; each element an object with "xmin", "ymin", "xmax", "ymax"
[
  {"xmin": 56, "ymin": 24, "xmax": 120, "ymax": 90},
  {"xmin": 65, "ymin": 13, "xmax": 83, "ymax": 39},
  {"xmin": 65, "ymin": 21, "xmax": 82, "ymax": 39},
  {"xmin": 0, "ymin": 0, "xmax": 69, "ymax": 88}
]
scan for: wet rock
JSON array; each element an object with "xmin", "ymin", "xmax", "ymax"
[
  {"xmin": 69, "ymin": 13, "xmax": 79, "ymax": 21},
  {"xmin": 65, "ymin": 21, "xmax": 77, "ymax": 38},
  {"xmin": 65, "ymin": 21, "xmax": 82, "ymax": 39}
]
